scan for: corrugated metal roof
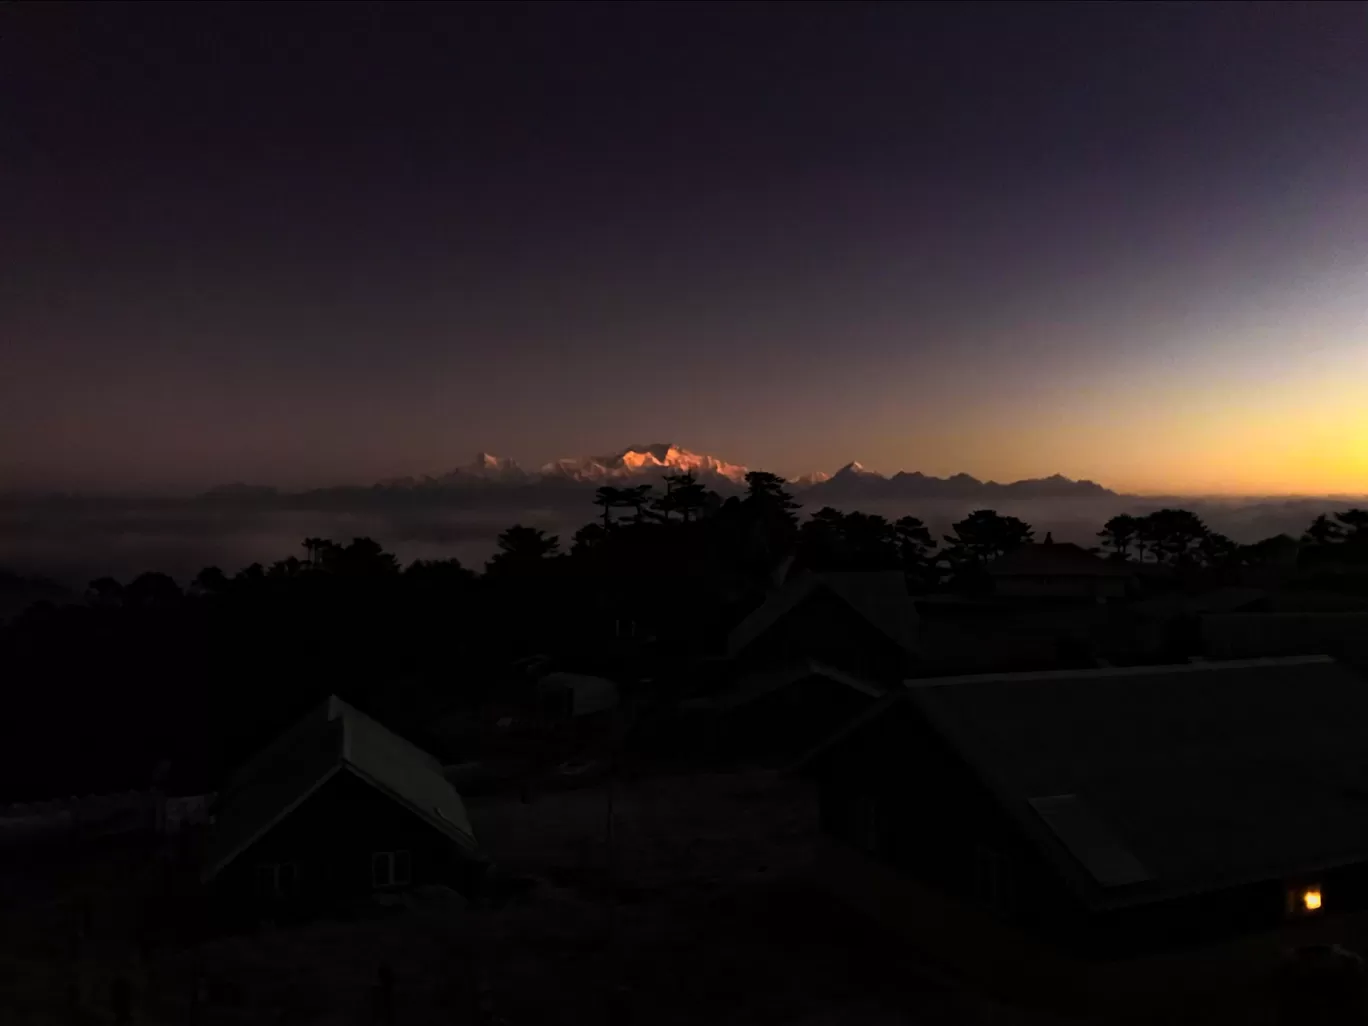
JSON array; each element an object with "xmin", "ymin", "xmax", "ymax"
[
  {"xmin": 202, "ymin": 697, "xmax": 476, "ymax": 882},
  {"xmin": 801, "ymin": 656, "xmax": 1368, "ymax": 908},
  {"xmin": 686, "ymin": 659, "xmax": 887, "ymax": 711},
  {"xmin": 1028, "ymin": 794, "xmax": 1152, "ymax": 887},
  {"xmin": 908, "ymin": 656, "xmax": 1368, "ymax": 907},
  {"xmin": 343, "ymin": 700, "xmax": 477, "ymax": 847}
]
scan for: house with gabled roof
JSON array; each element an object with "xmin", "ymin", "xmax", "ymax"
[
  {"xmin": 202, "ymin": 696, "xmax": 484, "ymax": 918},
  {"xmin": 987, "ymin": 535, "xmax": 1133, "ymax": 603},
  {"xmin": 797, "ymin": 656, "xmax": 1368, "ymax": 1021},
  {"xmin": 682, "ymin": 659, "xmax": 889, "ymax": 764},
  {"xmin": 726, "ymin": 571, "xmax": 918, "ymax": 681}
]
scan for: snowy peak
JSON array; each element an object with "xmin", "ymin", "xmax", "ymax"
[
  {"xmin": 539, "ymin": 444, "xmax": 748, "ymax": 483},
  {"xmin": 364, "ymin": 446, "xmax": 1114, "ymax": 498},
  {"xmin": 469, "ymin": 452, "xmax": 526, "ymax": 480},
  {"xmin": 832, "ymin": 460, "xmax": 883, "ymax": 479}
]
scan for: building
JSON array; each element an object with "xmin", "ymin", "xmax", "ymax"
[
  {"xmin": 681, "ymin": 659, "xmax": 888, "ymax": 764},
  {"xmin": 0, "ymin": 790, "xmax": 211, "ymax": 856},
  {"xmin": 913, "ymin": 593, "xmax": 1116, "ymax": 674},
  {"xmin": 202, "ymin": 696, "xmax": 483, "ymax": 920},
  {"xmin": 987, "ymin": 535, "xmax": 1133, "ymax": 603},
  {"xmin": 1202, "ymin": 611, "xmax": 1368, "ymax": 665},
  {"xmin": 1121, "ymin": 587, "xmax": 1274, "ymax": 663},
  {"xmin": 726, "ymin": 571, "xmax": 919, "ymax": 681},
  {"xmin": 799, "ymin": 656, "xmax": 1368, "ymax": 1021},
  {"xmin": 535, "ymin": 671, "xmax": 620, "ymax": 721}
]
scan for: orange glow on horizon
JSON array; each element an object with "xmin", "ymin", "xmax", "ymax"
[{"xmin": 897, "ymin": 375, "xmax": 1368, "ymax": 497}]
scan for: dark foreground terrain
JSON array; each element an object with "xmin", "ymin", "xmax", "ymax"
[{"xmin": 0, "ymin": 770, "xmax": 1087, "ymax": 1025}]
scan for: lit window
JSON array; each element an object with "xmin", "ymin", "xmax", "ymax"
[{"xmin": 1303, "ymin": 888, "xmax": 1323, "ymax": 912}]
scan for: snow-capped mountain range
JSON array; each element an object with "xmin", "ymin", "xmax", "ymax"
[
  {"xmin": 536, "ymin": 444, "xmax": 748, "ymax": 484},
  {"xmin": 359, "ymin": 445, "xmax": 1114, "ymax": 499},
  {"xmin": 370, "ymin": 444, "xmax": 748, "ymax": 489}
]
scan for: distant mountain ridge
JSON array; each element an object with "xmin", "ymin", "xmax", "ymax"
[
  {"xmin": 802, "ymin": 463, "xmax": 1115, "ymax": 500},
  {"xmin": 284, "ymin": 444, "xmax": 1115, "ymax": 501},
  {"xmin": 360, "ymin": 444, "xmax": 748, "ymax": 491},
  {"xmin": 536, "ymin": 443, "xmax": 748, "ymax": 484}
]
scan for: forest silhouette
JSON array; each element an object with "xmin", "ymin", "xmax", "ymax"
[{"xmin": 2, "ymin": 470, "xmax": 1366, "ymax": 804}]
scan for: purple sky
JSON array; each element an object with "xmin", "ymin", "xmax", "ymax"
[{"xmin": 4, "ymin": 3, "xmax": 1368, "ymax": 495}]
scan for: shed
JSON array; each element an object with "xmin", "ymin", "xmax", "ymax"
[
  {"xmin": 727, "ymin": 571, "xmax": 918, "ymax": 680},
  {"xmin": 202, "ymin": 696, "xmax": 483, "ymax": 916},
  {"xmin": 799, "ymin": 655, "xmax": 1368, "ymax": 1017},
  {"xmin": 683, "ymin": 659, "xmax": 887, "ymax": 763}
]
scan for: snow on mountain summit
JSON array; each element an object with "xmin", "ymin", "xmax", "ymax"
[
  {"xmin": 470, "ymin": 452, "xmax": 525, "ymax": 479},
  {"xmin": 832, "ymin": 460, "xmax": 882, "ymax": 477},
  {"xmin": 386, "ymin": 447, "xmax": 1113, "ymax": 497},
  {"xmin": 539, "ymin": 444, "xmax": 748, "ymax": 483}
]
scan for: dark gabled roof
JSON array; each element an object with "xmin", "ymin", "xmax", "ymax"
[
  {"xmin": 726, "ymin": 571, "xmax": 918, "ymax": 658},
  {"xmin": 803, "ymin": 656, "xmax": 1368, "ymax": 909},
  {"xmin": 203, "ymin": 697, "xmax": 477, "ymax": 882},
  {"xmin": 988, "ymin": 542, "xmax": 1133, "ymax": 578},
  {"xmin": 683, "ymin": 659, "xmax": 887, "ymax": 712}
]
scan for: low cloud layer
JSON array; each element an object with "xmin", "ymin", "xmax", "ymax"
[{"xmin": 1, "ymin": 491, "xmax": 1359, "ymax": 590}]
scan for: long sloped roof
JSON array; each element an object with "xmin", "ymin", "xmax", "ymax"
[
  {"xmin": 684, "ymin": 659, "xmax": 887, "ymax": 711},
  {"xmin": 203, "ymin": 696, "xmax": 476, "ymax": 882},
  {"xmin": 806, "ymin": 656, "xmax": 1368, "ymax": 908},
  {"xmin": 727, "ymin": 571, "xmax": 918, "ymax": 658}
]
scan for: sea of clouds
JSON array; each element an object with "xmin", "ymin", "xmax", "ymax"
[{"xmin": 1, "ymin": 492, "xmax": 1360, "ymax": 591}]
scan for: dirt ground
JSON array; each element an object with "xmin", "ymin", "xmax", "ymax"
[{"xmin": 0, "ymin": 769, "xmax": 1091, "ymax": 1025}]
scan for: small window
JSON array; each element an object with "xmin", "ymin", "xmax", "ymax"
[
  {"xmin": 256, "ymin": 862, "xmax": 298, "ymax": 898},
  {"xmin": 1288, "ymin": 883, "xmax": 1324, "ymax": 917},
  {"xmin": 372, "ymin": 850, "xmax": 413, "ymax": 888}
]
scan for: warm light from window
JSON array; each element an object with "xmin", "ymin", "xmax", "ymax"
[{"xmin": 1303, "ymin": 888, "xmax": 1323, "ymax": 912}]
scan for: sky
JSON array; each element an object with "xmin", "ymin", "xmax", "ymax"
[{"xmin": 3, "ymin": 1, "xmax": 1368, "ymax": 496}]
